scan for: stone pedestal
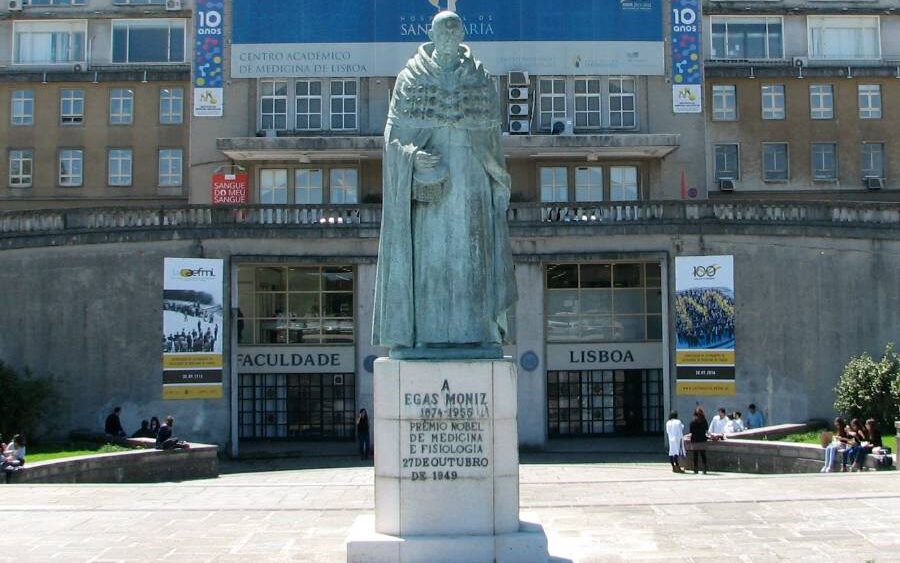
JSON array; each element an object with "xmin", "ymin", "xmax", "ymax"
[{"xmin": 346, "ymin": 358, "xmax": 548, "ymax": 563}]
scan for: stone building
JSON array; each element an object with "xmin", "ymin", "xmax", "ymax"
[{"xmin": 0, "ymin": 0, "xmax": 191, "ymax": 210}]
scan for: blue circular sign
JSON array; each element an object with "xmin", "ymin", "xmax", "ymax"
[
  {"xmin": 520, "ymin": 350, "xmax": 539, "ymax": 372},
  {"xmin": 363, "ymin": 355, "xmax": 377, "ymax": 374}
]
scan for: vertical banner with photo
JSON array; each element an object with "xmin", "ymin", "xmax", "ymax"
[
  {"xmin": 675, "ymin": 255, "xmax": 736, "ymax": 395},
  {"xmin": 671, "ymin": 0, "xmax": 702, "ymax": 113},
  {"xmin": 163, "ymin": 258, "xmax": 225, "ymax": 399},
  {"xmin": 193, "ymin": 0, "xmax": 224, "ymax": 117}
]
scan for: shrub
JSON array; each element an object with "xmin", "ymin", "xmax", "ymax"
[
  {"xmin": 0, "ymin": 361, "xmax": 57, "ymax": 441},
  {"xmin": 833, "ymin": 343, "xmax": 900, "ymax": 433}
]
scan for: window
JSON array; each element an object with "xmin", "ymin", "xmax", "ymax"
[
  {"xmin": 811, "ymin": 143, "xmax": 837, "ymax": 181},
  {"xmin": 158, "ymin": 149, "xmax": 183, "ymax": 186},
  {"xmin": 29, "ymin": 0, "xmax": 86, "ymax": 4},
  {"xmin": 575, "ymin": 167, "xmax": 603, "ymax": 202},
  {"xmin": 809, "ymin": 84, "xmax": 833, "ymax": 120},
  {"xmin": 574, "ymin": 78, "xmax": 602, "ymax": 129},
  {"xmin": 114, "ymin": 0, "xmax": 166, "ymax": 4},
  {"xmin": 712, "ymin": 85, "xmax": 737, "ymax": 121},
  {"xmin": 809, "ymin": 16, "xmax": 880, "ymax": 60},
  {"xmin": 9, "ymin": 150, "xmax": 33, "ymax": 188},
  {"xmin": 108, "ymin": 149, "xmax": 133, "ymax": 186},
  {"xmin": 714, "ymin": 144, "xmax": 740, "ymax": 181},
  {"xmin": 260, "ymin": 169, "xmax": 288, "ymax": 204},
  {"xmin": 159, "ymin": 87, "xmax": 184, "ymax": 124},
  {"xmin": 861, "ymin": 143, "xmax": 884, "ymax": 179},
  {"xmin": 545, "ymin": 262, "xmax": 662, "ymax": 343},
  {"xmin": 761, "ymin": 84, "xmax": 785, "ymax": 120},
  {"xmin": 60, "ymin": 88, "xmax": 84, "ymax": 125},
  {"xmin": 11, "ymin": 90, "xmax": 34, "ymax": 126},
  {"xmin": 710, "ymin": 16, "xmax": 783, "ymax": 60},
  {"xmin": 330, "ymin": 80, "xmax": 357, "ymax": 130},
  {"xmin": 13, "ymin": 21, "xmax": 86, "ymax": 64},
  {"xmin": 610, "ymin": 166, "xmax": 639, "ymax": 201},
  {"xmin": 762, "ymin": 143, "xmax": 789, "ymax": 181},
  {"xmin": 540, "ymin": 167, "xmax": 568, "ymax": 202},
  {"xmin": 329, "ymin": 168, "xmax": 358, "ymax": 204},
  {"xmin": 858, "ymin": 85, "xmax": 881, "ymax": 119},
  {"xmin": 237, "ymin": 264, "xmax": 355, "ymax": 345},
  {"xmin": 112, "ymin": 19, "xmax": 185, "ymax": 63},
  {"xmin": 294, "ymin": 169, "xmax": 323, "ymax": 204},
  {"xmin": 609, "ymin": 78, "xmax": 636, "ymax": 128},
  {"xmin": 109, "ymin": 88, "xmax": 134, "ymax": 125},
  {"xmin": 59, "ymin": 149, "xmax": 83, "ymax": 186},
  {"xmin": 295, "ymin": 80, "xmax": 323, "ymax": 131},
  {"xmin": 259, "ymin": 80, "xmax": 287, "ymax": 131},
  {"xmin": 538, "ymin": 78, "xmax": 566, "ymax": 131}
]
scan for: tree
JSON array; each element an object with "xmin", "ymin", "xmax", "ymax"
[
  {"xmin": 833, "ymin": 343, "xmax": 900, "ymax": 433},
  {"xmin": 0, "ymin": 361, "xmax": 57, "ymax": 441}
]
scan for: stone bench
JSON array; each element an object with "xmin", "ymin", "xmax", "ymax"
[{"xmin": 5, "ymin": 441, "xmax": 218, "ymax": 484}]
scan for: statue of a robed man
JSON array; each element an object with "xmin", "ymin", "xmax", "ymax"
[{"xmin": 373, "ymin": 10, "xmax": 517, "ymax": 359}]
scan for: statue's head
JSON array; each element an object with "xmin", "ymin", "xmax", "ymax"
[{"xmin": 428, "ymin": 11, "xmax": 464, "ymax": 56}]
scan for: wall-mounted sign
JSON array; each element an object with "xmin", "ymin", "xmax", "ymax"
[
  {"xmin": 236, "ymin": 346, "xmax": 355, "ymax": 374},
  {"xmin": 211, "ymin": 172, "xmax": 249, "ymax": 205},
  {"xmin": 546, "ymin": 342, "xmax": 662, "ymax": 371},
  {"xmin": 674, "ymin": 255, "xmax": 736, "ymax": 396},
  {"xmin": 163, "ymin": 258, "xmax": 225, "ymax": 400},
  {"xmin": 670, "ymin": 0, "xmax": 702, "ymax": 113},
  {"xmin": 193, "ymin": 0, "xmax": 225, "ymax": 117},
  {"xmin": 231, "ymin": 0, "xmax": 665, "ymax": 78}
]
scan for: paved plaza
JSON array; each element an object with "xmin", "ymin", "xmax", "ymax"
[{"xmin": 4, "ymin": 454, "xmax": 899, "ymax": 562}]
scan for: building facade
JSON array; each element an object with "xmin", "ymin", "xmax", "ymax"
[{"xmin": 0, "ymin": 0, "xmax": 191, "ymax": 210}]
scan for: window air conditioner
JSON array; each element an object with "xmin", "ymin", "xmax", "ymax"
[
  {"xmin": 509, "ymin": 119, "xmax": 530, "ymax": 134},
  {"xmin": 507, "ymin": 71, "xmax": 530, "ymax": 86},
  {"xmin": 864, "ymin": 176, "xmax": 884, "ymax": 190},
  {"xmin": 508, "ymin": 87, "xmax": 529, "ymax": 100},
  {"xmin": 508, "ymin": 102, "xmax": 529, "ymax": 117},
  {"xmin": 550, "ymin": 118, "xmax": 574, "ymax": 136},
  {"xmin": 73, "ymin": 63, "xmax": 85, "ymax": 72},
  {"xmin": 8, "ymin": 0, "xmax": 23, "ymax": 11},
  {"xmin": 718, "ymin": 178, "xmax": 736, "ymax": 192},
  {"xmin": 166, "ymin": 0, "xmax": 183, "ymax": 11}
]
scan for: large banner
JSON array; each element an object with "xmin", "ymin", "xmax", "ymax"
[
  {"xmin": 231, "ymin": 0, "xmax": 665, "ymax": 77},
  {"xmin": 674, "ymin": 256, "xmax": 735, "ymax": 396},
  {"xmin": 193, "ymin": 0, "xmax": 225, "ymax": 117},
  {"xmin": 163, "ymin": 258, "xmax": 225, "ymax": 400},
  {"xmin": 670, "ymin": 0, "xmax": 702, "ymax": 113}
]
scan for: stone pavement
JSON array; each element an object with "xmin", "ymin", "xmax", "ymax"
[{"xmin": 3, "ymin": 455, "xmax": 899, "ymax": 562}]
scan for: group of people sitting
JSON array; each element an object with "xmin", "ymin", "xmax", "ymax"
[
  {"xmin": 105, "ymin": 407, "xmax": 188, "ymax": 450},
  {"xmin": 1, "ymin": 434, "xmax": 26, "ymax": 471},
  {"xmin": 821, "ymin": 417, "xmax": 887, "ymax": 472}
]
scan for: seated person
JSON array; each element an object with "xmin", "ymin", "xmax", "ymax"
[
  {"xmin": 104, "ymin": 406, "xmax": 127, "ymax": 438},
  {"xmin": 2, "ymin": 435, "xmax": 26, "ymax": 470},
  {"xmin": 708, "ymin": 408, "xmax": 729, "ymax": 439},
  {"xmin": 155, "ymin": 416, "xmax": 189, "ymax": 450},
  {"xmin": 822, "ymin": 417, "xmax": 848, "ymax": 473},
  {"xmin": 131, "ymin": 419, "xmax": 156, "ymax": 439},
  {"xmin": 842, "ymin": 418, "xmax": 868, "ymax": 472},
  {"xmin": 725, "ymin": 411, "xmax": 745, "ymax": 434}
]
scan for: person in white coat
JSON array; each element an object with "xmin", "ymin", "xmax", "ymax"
[{"xmin": 665, "ymin": 411, "xmax": 686, "ymax": 473}]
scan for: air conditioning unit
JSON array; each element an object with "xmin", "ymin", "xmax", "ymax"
[
  {"xmin": 165, "ymin": 0, "xmax": 183, "ymax": 10},
  {"xmin": 73, "ymin": 63, "xmax": 85, "ymax": 72},
  {"xmin": 508, "ymin": 86, "xmax": 529, "ymax": 100},
  {"xmin": 508, "ymin": 103, "xmax": 529, "ymax": 117},
  {"xmin": 718, "ymin": 178, "xmax": 736, "ymax": 192},
  {"xmin": 864, "ymin": 176, "xmax": 884, "ymax": 190},
  {"xmin": 333, "ymin": 374, "xmax": 344, "ymax": 385},
  {"xmin": 508, "ymin": 71, "xmax": 530, "ymax": 86},
  {"xmin": 792, "ymin": 56, "xmax": 808, "ymax": 68},
  {"xmin": 8, "ymin": 0, "xmax": 23, "ymax": 11},
  {"xmin": 550, "ymin": 118, "xmax": 574, "ymax": 136},
  {"xmin": 509, "ymin": 119, "xmax": 530, "ymax": 134}
]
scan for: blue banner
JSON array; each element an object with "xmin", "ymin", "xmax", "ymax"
[
  {"xmin": 193, "ymin": 0, "xmax": 224, "ymax": 116},
  {"xmin": 232, "ymin": 0, "xmax": 663, "ymax": 45},
  {"xmin": 670, "ymin": 0, "xmax": 702, "ymax": 113}
]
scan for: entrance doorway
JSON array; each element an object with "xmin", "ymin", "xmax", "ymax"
[{"xmin": 547, "ymin": 369, "xmax": 663, "ymax": 436}]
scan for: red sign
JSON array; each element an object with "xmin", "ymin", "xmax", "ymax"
[{"xmin": 211, "ymin": 173, "xmax": 249, "ymax": 205}]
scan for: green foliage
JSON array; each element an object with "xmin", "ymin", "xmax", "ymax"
[
  {"xmin": 0, "ymin": 361, "xmax": 57, "ymax": 441},
  {"xmin": 27, "ymin": 442, "xmax": 131, "ymax": 463},
  {"xmin": 833, "ymin": 343, "xmax": 900, "ymax": 433}
]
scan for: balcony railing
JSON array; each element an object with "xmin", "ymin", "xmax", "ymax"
[{"xmin": 1, "ymin": 201, "xmax": 898, "ymax": 238}]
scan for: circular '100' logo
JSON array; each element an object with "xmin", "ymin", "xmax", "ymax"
[{"xmin": 692, "ymin": 264, "xmax": 722, "ymax": 279}]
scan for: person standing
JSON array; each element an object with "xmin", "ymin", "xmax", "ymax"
[
  {"xmin": 665, "ymin": 411, "xmax": 685, "ymax": 473},
  {"xmin": 708, "ymin": 407, "xmax": 728, "ymax": 438},
  {"xmin": 356, "ymin": 409, "xmax": 371, "ymax": 461},
  {"xmin": 746, "ymin": 403, "xmax": 765, "ymax": 429},
  {"xmin": 104, "ymin": 406, "xmax": 126, "ymax": 438},
  {"xmin": 689, "ymin": 408, "xmax": 709, "ymax": 474}
]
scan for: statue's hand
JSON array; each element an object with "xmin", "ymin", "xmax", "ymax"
[{"xmin": 414, "ymin": 151, "xmax": 441, "ymax": 172}]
